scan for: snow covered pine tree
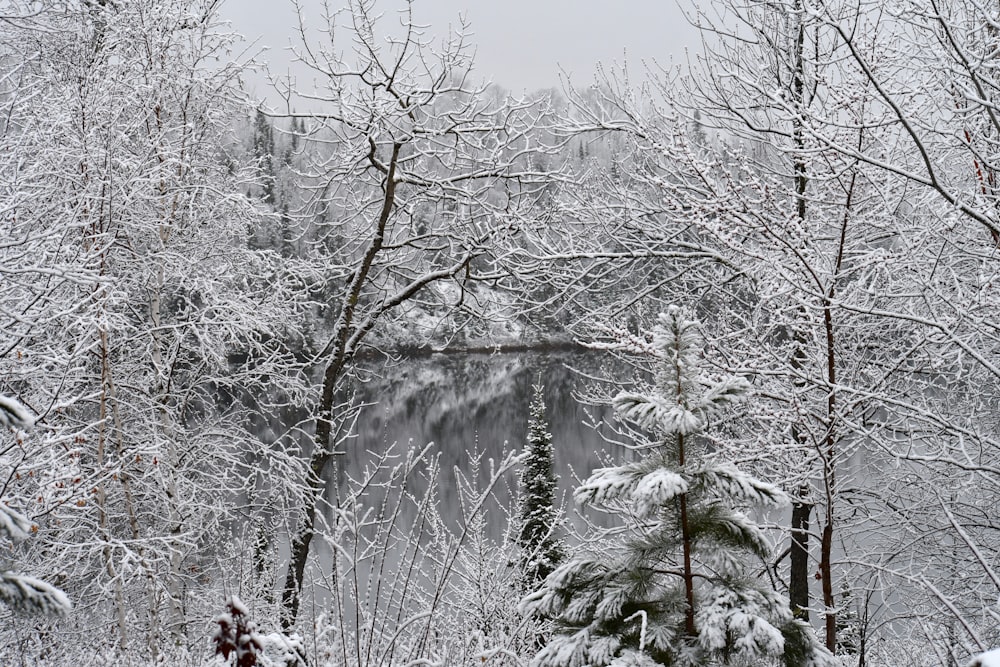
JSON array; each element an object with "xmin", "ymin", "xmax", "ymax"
[
  {"xmin": 518, "ymin": 381, "xmax": 564, "ymax": 589},
  {"xmin": 520, "ymin": 307, "xmax": 834, "ymax": 667},
  {"xmin": 0, "ymin": 395, "xmax": 71, "ymax": 616}
]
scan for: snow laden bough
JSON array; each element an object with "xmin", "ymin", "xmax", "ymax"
[
  {"xmin": 520, "ymin": 307, "xmax": 836, "ymax": 667},
  {"xmin": 969, "ymin": 648, "xmax": 1000, "ymax": 667},
  {"xmin": 0, "ymin": 395, "xmax": 72, "ymax": 616}
]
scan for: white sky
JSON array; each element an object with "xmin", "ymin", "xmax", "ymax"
[{"xmin": 220, "ymin": 0, "xmax": 704, "ymax": 98}]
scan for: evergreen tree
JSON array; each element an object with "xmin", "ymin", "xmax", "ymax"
[
  {"xmin": 0, "ymin": 396, "xmax": 71, "ymax": 617},
  {"xmin": 834, "ymin": 582, "xmax": 860, "ymax": 657},
  {"xmin": 517, "ymin": 381, "xmax": 563, "ymax": 589},
  {"xmin": 521, "ymin": 307, "xmax": 835, "ymax": 667},
  {"xmin": 252, "ymin": 109, "xmax": 276, "ymax": 206}
]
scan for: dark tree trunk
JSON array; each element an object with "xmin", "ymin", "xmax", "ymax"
[
  {"xmin": 279, "ymin": 143, "xmax": 401, "ymax": 630},
  {"xmin": 279, "ymin": 361, "xmax": 340, "ymax": 631},
  {"xmin": 821, "ymin": 517, "xmax": 836, "ymax": 652},
  {"xmin": 677, "ymin": 433, "xmax": 696, "ymax": 637},
  {"xmin": 789, "ymin": 498, "xmax": 812, "ymax": 620}
]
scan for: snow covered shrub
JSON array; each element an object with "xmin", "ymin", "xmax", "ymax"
[
  {"xmin": 303, "ymin": 442, "xmax": 535, "ymax": 667},
  {"xmin": 212, "ymin": 595, "xmax": 264, "ymax": 667},
  {"xmin": 446, "ymin": 448, "xmax": 550, "ymax": 666},
  {"xmin": 261, "ymin": 632, "xmax": 307, "ymax": 667},
  {"xmin": 521, "ymin": 307, "xmax": 835, "ymax": 666}
]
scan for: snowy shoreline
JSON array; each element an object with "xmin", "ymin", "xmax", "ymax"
[{"xmin": 379, "ymin": 339, "xmax": 585, "ymax": 359}]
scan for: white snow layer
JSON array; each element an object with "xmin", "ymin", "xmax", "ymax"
[
  {"xmin": 0, "ymin": 394, "xmax": 33, "ymax": 431},
  {"xmin": 631, "ymin": 468, "xmax": 688, "ymax": 515},
  {"xmin": 969, "ymin": 648, "xmax": 1000, "ymax": 667},
  {"xmin": 0, "ymin": 504, "xmax": 33, "ymax": 542}
]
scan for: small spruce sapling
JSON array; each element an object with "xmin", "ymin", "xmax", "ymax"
[
  {"xmin": 520, "ymin": 307, "xmax": 835, "ymax": 667},
  {"xmin": 835, "ymin": 581, "xmax": 860, "ymax": 657},
  {"xmin": 517, "ymin": 380, "xmax": 564, "ymax": 589},
  {"xmin": 0, "ymin": 395, "xmax": 72, "ymax": 617}
]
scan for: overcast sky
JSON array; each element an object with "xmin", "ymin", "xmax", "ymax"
[{"xmin": 220, "ymin": 0, "xmax": 704, "ymax": 98}]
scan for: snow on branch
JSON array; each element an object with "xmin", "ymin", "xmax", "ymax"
[
  {"xmin": 0, "ymin": 393, "xmax": 70, "ymax": 617},
  {"xmin": 631, "ymin": 468, "xmax": 689, "ymax": 515},
  {"xmin": 613, "ymin": 393, "xmax": 702, "ymax": 435},
  {"xmin": 574, "ymin": 466, "xmax": 640, "ymax": 506},
  {"xmin": 601, "ymin": 307, "xmax": 752, "ymax": 439},
  {"xmin": 0, "ymin": 394, "xmax": 33, "ymax": 431},
  {"xmin": 693, "ymin": 377, "xmax": 753, "ymax": 418},
  {"xmin": 689, "ymin": 464, "xmax": 787, "ymax": 507},
  {"xmin": 0, "ymin": 504, "xmax": 34, "ymax": 542},
  {"xmin": 0, "ymin": 572, "xmax": 71, "ymax": 616}
]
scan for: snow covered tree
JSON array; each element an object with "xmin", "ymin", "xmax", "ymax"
[
  {"xmin": 0, "ymin": 395, "xmax": 71, "ymax": 617},
  {"xmin": 521, "ymin": 307, "xmax": 834, "ymax": 667},
  {"xmin": 0, "ymin": 1, "xmax": 308, "ymax": 658},
  {"xmin": 680, "ymin": 0, "xmax": 1000, "ymax": 656},
  {"xmin": 252, "ymin": 109, "xmax": 277, "ymax": 207},
  {"xmin": 273, "ymin": 0, "xmax": 563, "ymax": 627},
  {"xmin": 527, "ymin": 3, "xmax": 954, "ymax": 654},
  {"xmin": 517, "ymin": 381, "xmax": 563, "ymax": 589}
]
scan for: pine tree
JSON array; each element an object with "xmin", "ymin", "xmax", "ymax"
[
  {"xmin": 253, "ymin": 109, "xmax": 276, "ymax": 206},
  {"xmin": 517, "ymin": 381, "xmax": 563, "ymax": 589},
  {"xmin": 521, "ymin": 307, "xmax": 835, "ymax": 667},
  {"xmin": 834, "ymin": 582, "xmax": 860, "ymax": 657},
  {"xmin": 0, "ymin": 395, "xmax": 71, "ymax": 617}
]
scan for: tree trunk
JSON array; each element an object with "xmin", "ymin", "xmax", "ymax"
[
  {"xmin": 280, "ymin": 142, "xmax": 401, "ymax": 629},
  {"xmin": 97, "ymin": 328, "xmax": 129, "ymax": 649},
  {"xmin": 677, "ymin": 433, "xmax": 696, "ymax": 637},
  {"xmin": 789, "ymin": 496, "xmax": 812, "ymax": 620},
  {"xmin": 280, "ymin": 359, "xmax": 342, "ymax": 630},
  {"xmin": 821, "ymin": 515, "xmax": 836, "ymax": 651}
]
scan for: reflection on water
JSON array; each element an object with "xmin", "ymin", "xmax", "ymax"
[
  {"xmin": 295, "ymin": 350, "xmax": 912, "ymax": 650},
  {"xmin": 337, "ymin": 350, "xmax": 622, "ymax": 536},
  {"xmin": 283, "ymin": 350, "xmax": 625, "ymax": 633}
]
